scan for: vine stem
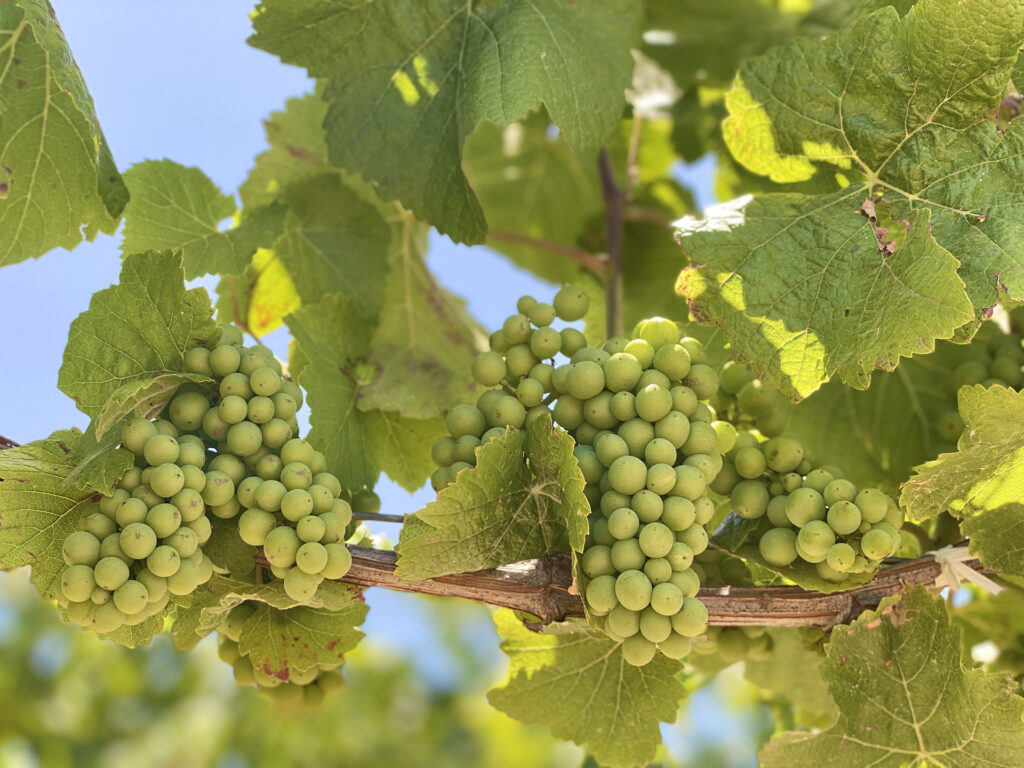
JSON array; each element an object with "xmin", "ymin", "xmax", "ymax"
[
  {"xmin": 598, "ymin": 148, "xmax": 625, "ymax": 338},
  {"xmin": 487, "ymin": 229, "xmax": 608, "ymax": 277},
  {"xmin": 292, "ymin": 545, "xmax": 977, "ymax": 629}
]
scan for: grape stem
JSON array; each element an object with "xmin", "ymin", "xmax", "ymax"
[
  {"xmin": 487, "ymin": 229, "xmax": 608, "ymax": 277},
  {"xmin": 598, "ymin": 147, "xmax": 625, "ymax": 338},
  {"xmin": 251, "ymin": 543, "xmax": 985, "ymax": 629}
]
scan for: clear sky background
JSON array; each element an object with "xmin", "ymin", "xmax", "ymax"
[{"xmin": 0, "ymin": 3, "xmax": 756, "ymax": 765}]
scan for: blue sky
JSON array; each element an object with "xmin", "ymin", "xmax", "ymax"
[{"xmin": 0, "ymin": 3, "xmax": 754, "ymax": 765}]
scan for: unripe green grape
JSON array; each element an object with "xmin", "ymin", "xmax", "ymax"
[
  {"xmin": 826, "ymin": 542, "xmax": 856, "ymax": 572},
  {"xmin": 607, "ymin": 507, "xmax": 640, "ymax": 540},
  {"xmin": 551, "ymin": 330, "xmax": 581, "ymax": 360},
  {"xmin": 730, "ymin": 447, "xmax": 763, "ymax": 480},
  {"xmin": 797, "ymin": 520, "xmax": 835, "ymax": 558},
  {"xmin": 80, "ymin": 512, "xmax": 108, "ymax": 539},
  {"xmin": 612, "ymin": 569, "xmax": 651, "ymax": 611},
  {"xmin": 660, "ymin": 497, "xmax": 695, "ymax": 531},
  {"xmin": 663, "ymin": 539, "xmax": 693, "ymax": 571},
  {"xmin": 826, "ymin": 500, "xmax": 861, "ymax": 535},
  {"xmin": 758, "ymin": 527, "xmax": 798, "ymax": 566},
  {"xmin": 268, "ymin": 394, "xmax": 297, "ymax": 425},
  {"xmin": 639, "ymin": 438, "xmax": 673, "ymax": 467},
  {"xmin": 552, "ymin": 285, "xmax": 589, "ymax": 321},
  {"xmin": 585, "ymin": 574, "xmax": 619, "ymax": 613},
  {"xmin": 671, "ymin": 465, "xmax": 707, "ymax": 501},
  {"xmin": 679, "ymin": 364, "xmax": 717, "ymax": 401},
  {"xmin": 184, "ymin": 346, "xmax": 214, "ymax": 376},
  {"xmin": 798, "ymin": 470, "xmax": 829, "ymax": 494},
  {"xmin": 677, "ymin": 423, "xmax": 714, "ymax": 460},
  {"xmin": 202, "ymin": 471, "xmax": 235, "ymax": 507},
  {"xmin": 486, "ymin": 395, "xmax": 528, "ymax": 429},
  {"xmin": 219, "ymin": 372, "xmax": 253, "ymax": 401},
  {"xmin": 321, "ymin": 543, "xmax": 353, "ymax": 579},
  {"xmin": 602, "ymin": 393, "xmax": 634, "ymax": 425},
  {"xmin": 581, "ymin": 545, "xmax": 615, "ymax": 577},
  {"xmin": 609, "ymin": 535, "xmax": 644, "ymax": 569},
  {"xmin": 759, "ymin": 436, "xmax": 801, "ymax": 474},
  {"xmin": 226, "ymin": 421, "xmax": 262, "ymax": 456},
  {"xmin": 249, "ymin": 366, "xmax": 281, "ymax": 397},
  {"xmin": 653, "ymin": 344, "xmax": 691, "ymax": 382},
  {"xmin": 855, "ymin": 489, "xmax": 889, "ymax": 524},
  {"xmin": 281, "ymin": 488, "xmax": 315, "ymax": 522},
  {"xmin": 871, "ymin": 521, "xmax": 901, "ymax": 551},
  {"xmin": 280, "ymin": 462, "xmax": 313, "ymax": 491},
  {"xmin": 202, "ymin": 408, "xmax": 230, "ymax": 441},
  {"xmin": 233, "ymin": 476, "xmax": 261, "ymax": 509},
  {"xmin": 61, "ymin": 564, "xmax": 96, "ymax": 602},
  {"xmin": 813, "ymin": 559, "xmax": 847, "ymax": 583},
  {"xmin": 636, "ymin": 369, "xmax": 671, "ymax": 392},
  {"xmin": 234, "ymin": 507, "xmax": 274, "ymax": 546},
  {"xmin": 821, "ymin": 478, "xmax": 855, "ymax": 506},
  {"xmin": 766, "ymin": 495, "xmax": 790, "ymax": 527},
  {"xmin": 709, "ymin": 460, "xmax": 741, "ymax": 496},
  {"xmin": 165, "ymin": 559, "xmax": 202, "ymax": 596},
  {"xmin": 632, "ymin": 317, "xmax": 679, "ymax": 350},
  {"xmin": 149, "ymin": 463, "xmax": 185, "ymax": 499},
  {"xmin": 250, "ymin": 480, "xmax": 284, "ymax": 513},
  {"xmin": 153, "ymin": 418, "xmax": 179, "ymax": 437},
  {"xmin": 579, "ymin": 392, "xmax": 614, "ymax": 430},
  {"xmin": 599, "ymin": 490, "xmax": 629, "ymax": 517},
  {"xmin": 136, "ymin": 569, "xmax": 167, "ymax": 603},
  {"xmin": 265, "ymin": 526, "xmax": 301, "ymax": 568},
  {"xmin": 175, "ymin": 440, "xmax": 205, "ymax": 468},
  {"xmin": 755, "ymin": 410, "xmax": 788, "ymax": 438},
  {"xmin": 786, "ymin": 487, "xmax": 826, "ymax": 526},
  {"xmin": 450, "ymin": 435, "xmax": 479, "ymax": 465},
  {"xmin": 515, "ymin": 295, "xmax": 538, "ymax": 315},
  {"xmin": 602, "ymin": 337, "xmax": 629, "ymax": 354},
  {"xmin": 594, "ymin": 433, "xmax": 628, "ymax": 468},
  {"xmin": 143, "ymin": 434, "xmax": 179, "ymax": 467},
  {"xmin": 490, "ymin": 331, "xmax": 509, "ymax": 354},
  {"xmin": 122, "ymin": 417, "xmax": 158, "ymax": 456},
  {"xmin": 645, "ymin": 463, "xmax": 676, "ymax": 495},
  {"xmin": 650, "ymin": 581, "xmax": 685, "ymax": 616},
  {"xmin": 676, "ymin": 524, "xmax": 709, "ymax": 556},
  {"xmin": 113, "ymin": 580, "xmax": 149, "ymax": 615},
  {"xmin": 217, "ymin": 324, "xmax": 244, "ymax": 346},
  {"xmin": 116, "ymin": 497, "xmax": 149, "ymax": 527},
  {"xmin": 564, "ymin": 361, "xmax": 604, "ymax": 401},
  {"xmin": 525, "ymin": 327, "xmax": 558, "ymax": 360},
  {"xmin": 636, "ymin": 607, "xmax": 671, "ymax": 643},
  {"xmin": 449, "ymin": 461, "xmax": 472, "ymax": 481},
  {"xmin": 168, "ymin": 391, "xmax": 210, "ymax": 432},
  {"xmin": 935, "ymin": 410, "xmax": 964, "ymax": 442},
  {"xmin": 504, "ymin": 344, "xmax": 538, "ymax": 380},
  {"xmin": 615, "ymin": 633, "xmax": 654, "ymax": 666},
  {"xmin": 608, "ymin": 455, "xmax": 647, "ymax": 495},
  {"xmin": 603, "ymin": 605, "xmax": 639, "ymax": 638},
  {"xmin": 186, "ymin": 516, "xmax": 212, "ymax": 545},
  {"xmin": 100, "ymin": 489, "xmax": 130, "ymax": 519},
  {"xmin": 590, "ymin": 516, "xmax": 615, "ymax": 547},
  {"xmin": 617, "ymin": 419, "xmax": 655, "ymax": 459},
  {"xmin": 132, "ymin": 484, "xmax": 163, "ymax": 508},
  {"xmin": 241, "ymin": 395, "xmax": 273, "ymax": 425},
  {"xmin": 668, "ymin": 569, "xmax": 700, "ymax": 598},
  {"xmin": 98, "ymin": 533, "xmax": 131, "ymax": 566},
  {"xmin": 573, "ymin": 446, "xmax": 604, "ymax": 486},
  {"xmin": 276, "ymin": 438, "xmax": 312, "ymax": 467},
  {"xmin": 481, "ymin": 426, "xmax": 508, "ymax": 445},
  {"xmin": 658, "ymin": 632, "xmax": 693, "ymax": 659},
  {"xmin": 671, "ymin": 597, "xmax": 708, "ymax": 637},
  {"xmin": 237, "ymin": 348, "xmax": 267, "ymax": 376},
  {"xmin": 118, "ymin": 522, "xmax": 156, "ymax": 560},
  {"xmin": 92, "ymin": 601, "xmax": 127, "ymax": 633},
  {"xmin": 210, "ymin": 497, "xmax": 241, "ymax": 520},
  {"xmin": 633, "ymin": 384, "xmax": 671, "ymax": 423},
  {"xmin": 718, "ymin": 361, "xmax": 754, "ymax": 395},
  {"xmin": 694, "ymin": 497, "xmax": 716, "ymax": 526},
  {"xmin": 308, "ymin": 485, "xmax": 334, "ymax": 515},
  {"xmin": 642, "ymin": 558, "xmax": 672, "ymax": 585},
  {"xmin": 629, "ymin": 490, "xmax": 662, "ymax": 523},
  {"xmin": 501, "ymin": 313, "xmax": 530, "ymax": 345},
  {"xmin": 94, "ymin": 556, "xmax": 130, "ymax": 591},
  {"xmin": 708, "ymin": 419, "xmax": 737, "ymax": 453},
  {"xmin": 296, "ymin": 542, "xmax": 329, "ymax": 574},
  {"xmin": 603, "ymin": 353, "xmax": 642, "ymax": 393},
  {"xmin": 736, "ymin": 380, "xmax": 774, "ymax": 417},
  {"xmin": 63, "ymin": 531, "xmax": 101, "ymax": 566},
  {"xmin": 165, "ymin": 526, "xmax": 198, "ymax": 557}
]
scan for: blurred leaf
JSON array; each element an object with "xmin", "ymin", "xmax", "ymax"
[
  {"xmin": 743, "ymin": 629, "xmax": 835, "ymax": 720},
  {"xmin": 58, "ymin": 250, "xmax": 219, "ymax": 417},
  {"xmin": 489, "ymin": 610, "xmax": 684, "ymax": 768},
  {"xmin": 0, "ymin": 0, "xmax": 127, "ymax": 267}
]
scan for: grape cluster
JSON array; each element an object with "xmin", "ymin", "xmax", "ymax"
[
  {"xmin": 690, "ymin": 625, "xmax": 773, "ymax": 663},
  {"xmin": 430, "ymin": 287, "xmax": 721, "ymax": 667},
  {"xmin": 216, "ymin": 603, "xmax": 343, "ymax": 708},
  {"xmin": 713, "ymin": 434, "xmax": 904, "ymax": 582},
  {"xmin": 710, "ymin": 361, "xmax": 791, "ymax": 437},
  {"xmin": 56, "ymin": 418, "xmax": 217, "ymax": 633}
]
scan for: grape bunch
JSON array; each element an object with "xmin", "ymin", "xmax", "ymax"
[
  {"xmin": 710, "ymin": 360, "xmax": 791, "ymax": 438},
  {"xmin": 429, "ymin": 287, "xmax": 721, "ymax": 667},
  {"xmin": 216, "ymin": 603, "xmax": 344, "ymax": 708},
  {"xmin": 713, "ymin": 433, "xmax": 905, "ymax": 582},
  {"xmin": 56, "ymin": 418, "xmax": 217, "ymax": 633},
  {"xmin": 690, "ymin": 625, "xmax": 773, "ymax": 663}
]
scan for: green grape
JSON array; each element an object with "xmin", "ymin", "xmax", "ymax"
[
  {"xmin": 606, "ymin": 605, "xmax": 640, "ymax": 637},
  {"xmin": 92, "ymin": 602, "xmax": 127, "ymax": 634},
  {"xmin": 643, "ymin": 558, "xmax": 672, "ymax": 584},
  {"xmin": 650, "ymin": 581, "xmax": 685, "ymax": 617},
  {"xmin": 165, "ymin": 559, "xmax": 202, "ymax": 596},
  {"xmin": 481, "ymin": 426, "xmax": 508, "ymax": 444},
  {"xmin": 671, "ymin": 597, "xmax": 708, "ymax": 637},
  {"xmin": 634, "ymin": 384, "xmax": 672, "ymax": 423},
  {"xmin": 308, "ymin": 485, "xmax": 334, "ymax": 514},
  {"xmin": 318, "ymin": 507, "xmax": 350, "ymax": 544},
  {"xmin": 583, "ymin": 391, "xmax": 618, "ymax": 429},
  {"xmin": 201, "ymin": 409, "xmax": 230, "ymax": 442},
  {"xmin": 505, "ymin": 344, "xmax": 539, "ymax": 379},
  {"xmin": 758, "ymin": 528, "xmax": 798, "ymax": 566},
  {"xmin": 622, "ymin": 338, "xmax": 654, "ymax": 368},
  {"xmin": 693, "ymin": 497, "xmax": 714, "ymax": 526},
  {"xmin": 100, "ymin": 489, "xmax": 130, "ymax": 519},
  {"xmin": 661, "ymin": 497, "xmax": 696, "ymax": 531},
  {"xmin": 603, "ymin": 353, "xmax": 643, "ymax": 393},
  {"xmin": 658, "ymin": 632, "xmax": 693, "ymax": 660},
  {"xmin": 667, "ymin": 387, "xmax": 696, "ymax": 418},
  {"xmin": 637, "ymin": 522, "xmax": 673, "ymax": 558},
  {"xmin": 585, "ymin": 574, "xmax": 619, "ymax": 613},
  {"xmin": 736, "ymin": 380, "xmax": 774, "ymax": 417},
  {"xmin": 954, "ymin": 359, "xmax": 988, "ymax": 387},
  {"xmin": 98, "ymin": 533, "xmax": 131, "ymax": 566},
  {"xmin": 208, "ymin": 454, "xmax": 245, "ymax": 485},
  {"xmin": 452, "ymin": 435, "xmax": 481, "ymax": 465},
  {"xmin": 855, "ymin": 489, "xmax": 889, "ymax": 523},
  {"xmin": 250, "ymin": 366, "xmax": 282, "ymax": 397},
  {"xmin": 219, "ymin": 372, "xmax": 253, "ymax": 400},
  {"xmin": 801, "ymin": 469, "xmax": 833, "ymax": 493},
  {"xmin": 270, "ymin": 393, "xmax": 298, "ymax": 424},
  {"xmin": 93, "ymin": 556, "xmax": 130, "ymax": 591},
  {"xmin": 826, "ymin": 542, "xmax": 856, "ymax": 572},
  {"xmin": 592, "ymin": 434, "xmax": 627, "ymax": 469},
  {"xmin": 797, "ymin": 520, "xmax": 835, "ymax": 558},
  {"xmin": 80, "ymin": 511, "xmax": 114, "ymax": 541},
  {"xmin": 219, "ymin": 604, "xmax": 257, "ymax": 643},
  {"xmin": 529, "ymin": 326, "xmax": 562, "ymax": 359},
  {"xmin": 226, "ymin": 421, "xmax": 263, "ymax": 456},
  {"xmin": 281, "ymin": 488, "xmax": 315, "ymax": 521},
  {"xmin": 628, "ymin": 490, "xmax": 661, "ymax": 523},
  {"xmin": 553, "ymin": 285, "xmax": 590, "ymax": 321},
  {"xmin": 610, "ymin": 538, "xmax": 646, "ymax": 571},
  {"xmin": 502, "ymin": 313, "xmax": 531, "ymax": 344},
  {"xmin": 547, "ymin": 394, "xmax": 582, "ymax": 431},
  {"xmin": 755, "ymin": 410, "xmax": 788, "ymax": 438},
  {"xmin": 618, "ymin": 418, "xmax": 656, "ymax": 458},
  {"xmin": 147, "ymin": 463, "xmax": 183, "ymax": 499},
  {"xmin": 142, "ymin": 434, "xmax": 179, "ymax": 466},
  {"xmin": 614, "ymin": 570, "xmax": 653, "ymax": 611},
  {"xmin": 486, "ymin": 394, "xmax": 528, "ymax": 429},
  {"xmin": 606, "ymin": 508, "xmax": 640, "ymax": 542},
  {"xmin": 118, "ymin": 522, "xmax": 156, "ymax": 559},
  {"xmin": 653, "ymin": 344, "xmax": 691, "ymax": 382},
  {"xmin": 321, "ymin": 543, "xmax": 353, "ymax": 579},
  {"xmin": 122, "ymin": 417, "xmax": 158, "ymax": 456},
  {"xmin": 245, "ymin": 395, "xmax": 275, "ymax": 425},
  {"xmin": 61, "ymin": 564, "xmax": 96, "ymax": 602},
  {"xmin": 113, "ymin": 580, "xmax": 149, "ymax": 615},
  {"xmin": 576, "ymin": 423, "xmax": 601, "ymax": 446},
  {"xmin": 671, "ymin": 465, "xmax": 707, "ymax": 501},
  {"xmin": 608, "ymin": 456, "xmax": 647, "ymax": 495},
  {"xmin": 449, "ymin": 461, "xmax": 472, "ymax": 481},
  {"xmin": 823, "ymin": 479, "xmax": 857, "ymax": 506},
  {"xmin": 132, "ymin": 484, "xmax": 163, "ymax": 508},
  {"xmin": 733, "ymin": 447, "xmax": 766, "ymax": 479},
  {"xmin": 636, "ymin": 369, "xmax": 671, "ymax": 392},
  {"xmin": 719, "ymin": 361, "xmax": 754, "ymax": 395},
  {"xmin": 684, "ymin": 452, "xmax": 720, "ymax": 484},
  {"xmin": 761, "ymin": 436, "xmax": 802, "ymax": 473},
  {"xmin": 649, "ymin": 412, "xmax": 687, "ymax": 451},
  {"xmin": 278, "ymin": 438, "xmax": 313, "ymax": 467},
  {"xmin": 814, "ymin": 560, "xmax": 847, "ymax": 583},
  {"xmin": 935, "ymin": 410, "xmax": 964, "ymax": 442},
  {"xmin": 642, "ymin": 437, "xmax": 675, "ymax": 466},
  {"xmin": 114, "ymin": 497, "xmax": 147, "ymax": 528},
  {"xmin": 676, "ymin": 525, "xmax": 709, "ymax": 556},
  {"xmin": 681, "ymin": 364, "xmax": 718, "ymax": 401},
  {"xmin": 145, "ymin": 545, "xmax": 181, "ymax": 577},
  {"xmin": 766, "ymin": 495, "xmax": 789, "ymax": 527},
  {"xmin": 234, "ymin": 476, "xmax": 261, "ymax": 508},
  {"xmin": 176, "ymin": 441, "xmax": 206, "ymax": 469},
  {"xmin": 234, "ymin": 507, "xmax": 273, "ymax": 546},
  {"xmin": 186, "ymin": 516, "xmax": 212, "ymax": 545},
  {"xmin": 218, "ymin": 324, "xmax": 244, "ymax": 346},
  {"xmin": 202, "ymin": 471, "xmax": 235, "ymax": 507},
  {"xmin": 786, "ymin": 487, "xmax": 826, "ymax": 526},
  {"xmin": 253, "ymin": 479, "xmax": 285, "ymax": 512},
  {"xmin": 638, "ymin": 607, "xmax": 672, "ymax": 643},
  {"xmin": 601, "ymin": 336, "xmax": 628, "ymax": 355},
  {"xmin": 265, "ymin": 526, "xmax": 301, "ymax": 567},
  {"xmin": 599, "ymin": 490, "xmax": 629, "ymax": 517},
  {"xmin": 621, "ymin": 634, "xmax": 656, "ymax": 666},
  {"xmin": 665, "ymin": 540, "xmax": 694, "ymax": 571},
  {"xmin": 709, "ymin": 419, "xmax": 737, "ymax": 453},
  {"xmin": 729, "ymin": 479, "xmax": 767, "ymax": 519},
  {"xmin": 184, "ymin": 346, "xmax": 214, "ymax": 376},
  {"xmin": 680, "ymin": 421, "xmax": 717, "ymax": 457},
  {"xmin": 709, "ymin": 461, "xmax": 741, "ymax": 496},
  {"xmin": 581, "ymin": 545, "xmax": 615, "ymax": 578},
  {"xmin": 571, "ymin": 447, "xmax": 601, "ymax": 486},
  {"xmin": 516, "ymin": 295, "xmax": 538, "ymax": 315},
  {"xmin": 165, "ymin": 527, "xmax": 199, "ymax": 557},
  {"xmin": 524, "ymin": 364, "xmax": 553, "ymax": 393},
  {"xmin": 827, "ymin": 500, "xmax": 861, "ymax": 535},
  {"xmin": 166, "ymin": 391, "xmax": 208, "ymax": 431},
  {"xmin": 152, "ymin": 419, "xmax": 179, "ymax": 437},
  {"xmin": 668, "ymin": 569, "xmax": 700, "ymax": 598},
  {"xmin": 511, "ymin": 378, "xmax": 542, "ymax": 408},
  {"xmin": 136, "ymin": 569, "xmax": 167, "ymax": 603},
  {"xmin": 62, "ymin": 531, "xmax": 101, "ymax": 567},
  {"xmin": 555, "ymin": 329, "xmax": 583, "ymax": 358},
  {"xmin": 296, "ymin": 542, "xmax": 329, "ymax": 574},
  {"xmin": 148, "ymin": 502, "xmax": 182, "ymax": 536},
  {"xmin": 589, "ymin": 517, "xmax": 615, "ymax": 547},
  {"xmin": 280, "ymin": 461, "xmax": 313, "ymax": 491},
  {"xmin": 645, "ymin": 463, "xmax": 676, "ymax": 495},
  {"xmin": 566, "ymin": 361, "xmax": 605, "ymax": 400},
  {"xmin": 632, "ymin": 317, "xmax": 679, "ymax": 349}
]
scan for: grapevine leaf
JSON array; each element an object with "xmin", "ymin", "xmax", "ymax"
[
  {"xmin": 358, "ymin": 217, "xmax": 485, "ymax": 418},
  {"xmin": 960, "ymin": 504, "xmax": 1024, "ymax": 579},
  {"xmin": 363, "ymin": 411, "xmax": 447, "ymax": 493},
  {"xmin": 760, "ymin": 587, "xmax": 1024, "ymax": 768},
  {"xmin": 202, "ymin": 517, "xmax": 256, "ymax": 579},
  {"xmin": 743, "ymin": 629, "xmax": 836, "ymax": 721},
  {"xmin": 488, "ymin": 610, "xmax": 684, "ymax": 768},
  {"xmin": 65, "ymin": 421, "xmax": 132, "ymax": 496},
  {"xmin": 121, "ymin": 160, "xmax": 287, "ymax": 278},
  {"xmin": 214, "ymin": 248, "xmax": 301, "ymax": 337},
  {"xmin": 679, "ymin": 0, "xmax": 1024, "ymax": 399},
  {"xmin": 279, "ymin": 173, "xmax": 391, "ymax": 316},
  {"xmin": 238, "ymin": 600, "xmax": 368, "ymax": 680},
  {"xmin": 95, "ymin": 372, "xmax": 213, "ymax": 439},
  {"xmin": 787, "ymin": 340, "xmax": 978, "ymax": 491},
  {"xmin": 902, "ymin": 385, "xmax": 1024, "ymax": 521},
  {"xmin": 0, "ymin": 430, "xmax": 94, "ymax": 599},
  {"xmin": 58, "ymin": 250, "xmax": 220, "ymax": 418},
  {"xmin": 100, "ymin": 615, "xmax": 165, "ymax": 649},
  {"xmin": 0, "ymin": 0, "xmax": 127, "ymax": 267},
  {"xmin": 286, "ymin": 293, "xmax": 378, "ymax": 490},
  {"xmin": 713, "ymin": 514, "xmax": 875, "ymax": 593},
  {"xmin": 248, "ymin": 0, "xmax": 642, "ymax": 243},
  {"xmin": 395, "ymin": 417, "xmax": 587, "ymax": 581}
]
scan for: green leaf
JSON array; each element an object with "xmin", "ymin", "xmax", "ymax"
[
  {"xmin": 488, "ymin": 610, "xmax": 684, "ymax": 768},
  {"xmin": 395, "ymin": 417, "xmax": 587, "ymax": 582},
  {"xmin": 58, "ymin": 250, "xmax": 220, "ymax": 418},
  {"xmin": 238, "ymin": 599, "xmax": 367, "ymax": 680},
  {"xmin": 358, "ymin": 216, "xmax": 484, "ymax": 418},
  {"xmin": 363, "ymin": 411, "xmax": 446, "ymax": 493},
  {"xmin": 64, "ymin": 421, "xmax": 132, "ymax": 497},
  {"xmin": 760, "ymin": 587, "xmax": 1024, "ymax": 767},
  {"xmin": 902, "ymin": 385, "xmax": 1024, "ymax": 521},
  {"xmin": 743, "ymin": 629, "xmax": 836, "ymax": 721},
  {"xmin": 787, "ymin": 340, "xmax": 977, "ymax": 490},
  {"xmin": 287, "ymin": 293, "xmax": 378, "ymax": 490},
  {"xmin": 214, "ymin": 247, "xmax": 301, "ymax": 337},
  {"xmin": 0, "ymin": 0, "xmax": 127, "ymax": 267},
  {"xmin": 249, "ymin": 0, "xmax": 642, "ymax": 243},
  {"xmin": 679, "ymin": 0, "xmax": 1024, "ymax": 399},
  {"xmin": 960, "ymin": 504, "xmax": 1024, "ymax": 579},
  {"xmin": 0, "ymin": 430, "xmax": 94, "ymax": 599},
  {"xmin": 202, "ymin": 517, "xmax": 256, "ymax": 579},
  {"xmin": 100, "ymin": 615, "xmax": 166, "ymax": 649},
  {"xmin": 95, "ymin": 372, "xmax": 213, "ymax": 439}
]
